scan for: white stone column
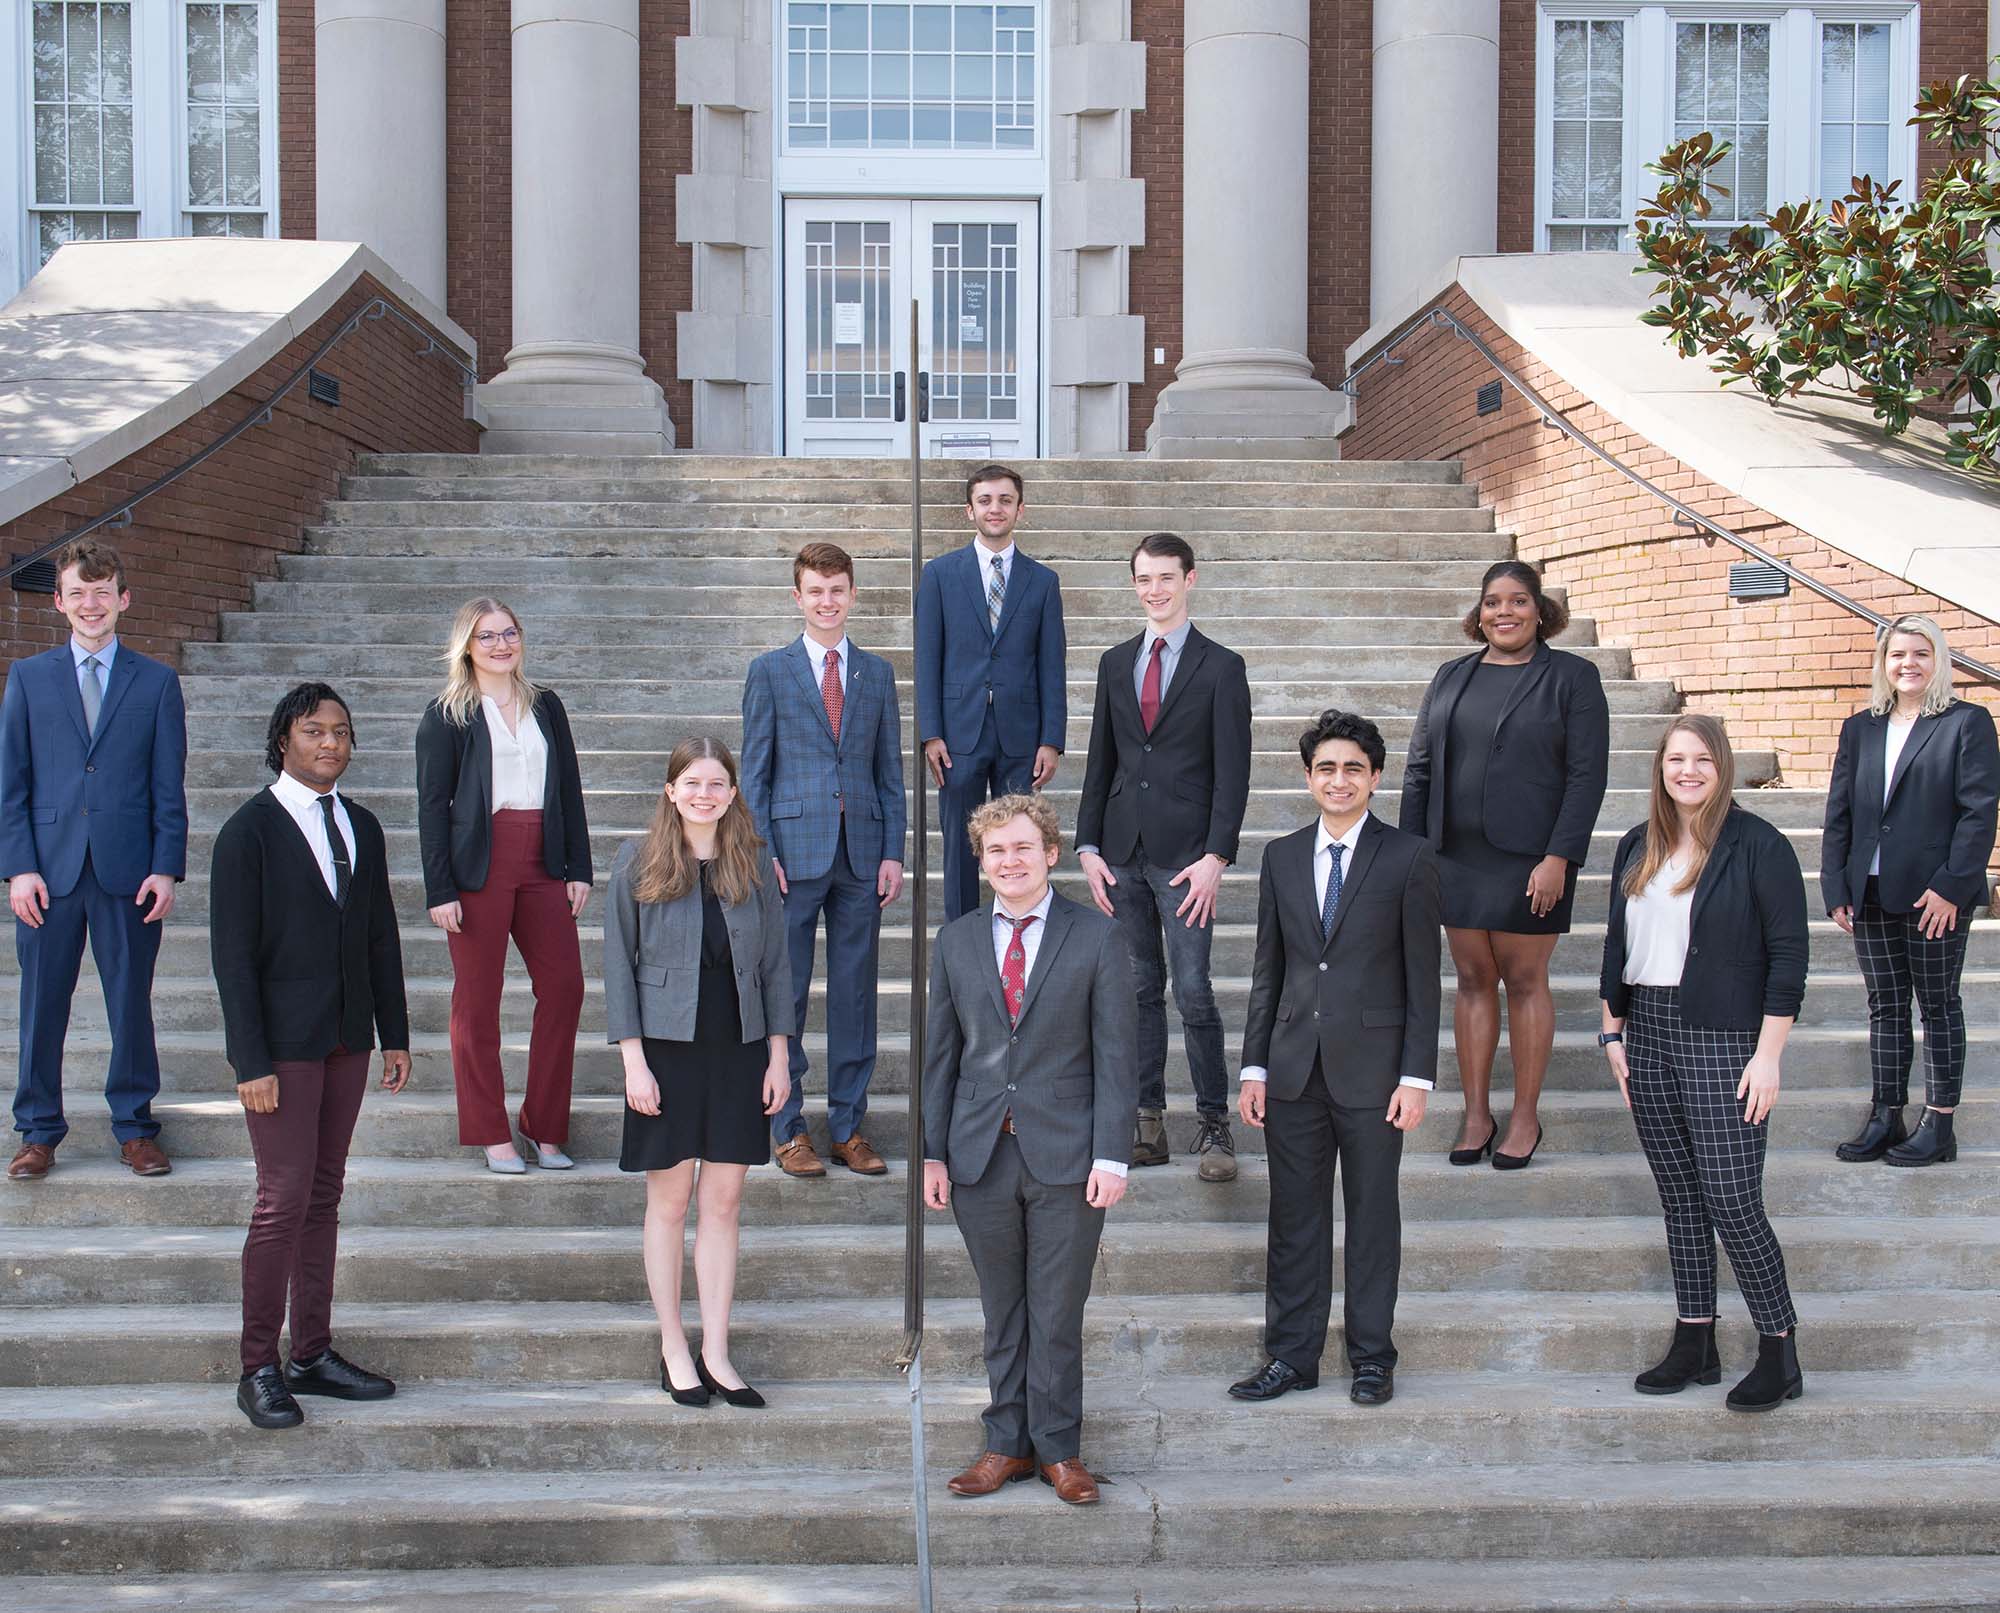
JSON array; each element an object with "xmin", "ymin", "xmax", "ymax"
[
  {"xmin": 478, "ymin": 0, "xmax": 672, "ymax": 453},
  {"xmin": 314, "ymin": 0, "xmax": 447, "ymax": 306},
  {"xmin": 1370, "ymin": 0, "xmax": 1499, "ymax": 325},
  {"xmin": 1146, "ymin": 0, "xmax": 1345, "ymax": 458}
]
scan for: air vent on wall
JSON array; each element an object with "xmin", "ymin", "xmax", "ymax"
[
  {"xmin": 8, "ymin": 556, "xmax": 56, "ymax": 594},
  {"xmin": 1728, "ymin": 561, "xmax": 1789, "ymax": 601},
  {"xmin": 307, "ymin": 368, "xmax": 341, "ymax": 408},
  {"xmin": 1475, "ymin": 381, "xmax": 1503, "ymax": 416}
]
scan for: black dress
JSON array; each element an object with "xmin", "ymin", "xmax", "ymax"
[
  {"xmin": 619, "ymin": 869, "xmax": 770, "ymax": 1171},
  {"xmin": 1438, "ymin": 660, "xmax": 1578, "ymax": 935}
]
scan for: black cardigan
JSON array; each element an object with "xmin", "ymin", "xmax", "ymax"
[
  {"xmin": 1399, "ymin": 642, "xmax": 1611, "ymax": 867},
  {"xmin": 415, "ymin": 689, "xmax": 592, "ymax": 907},
  {"xmin": 1600, "ymin": 805, "xmax": 1808, "ymax": 1030},
  {"xmin": 210, "ymin": 789, "xmax": 410, "ymax": 1080},
  {"xmin": 1820, "ymin": 699, "xmax": 2000, "ymax": 916}
]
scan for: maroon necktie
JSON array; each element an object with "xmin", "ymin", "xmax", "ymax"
[
  {"xmin": 1000, "ymin": 912, "xmax": 1039, "ymax": 1023},
  {"xmin": 1140, "ymin": 636, "xmax": 1166, "ymax": 733},
  {"xmin": 821, "ymin": 648, "xmax": 844, "ymax": 742}
]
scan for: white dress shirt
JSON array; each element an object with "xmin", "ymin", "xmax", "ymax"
[
  {"xmin": 483, "ymin": 696, "xmax": 549, "ymax": 812},
  {"xmin": 975, "ymin": 539, "xmax": 1016, "ymax": 596},
  {"xmin": 1623, "ymin": 854, "xmax": 1695, "ymax": 987},
  {"xmin": 269, "ymin": 769, "xmax": 357, "ymax": 900},
  {"xmin": 1240, "ymin": 813, "xmax": 1433, "ymax": 1091},
  {"xmin": 801, "ymin": 632, "xmax": 850, "ymax": 693},
  {"xmin": 1870, "ymin": 715, "xmax": 1918, "ymax": 878}
]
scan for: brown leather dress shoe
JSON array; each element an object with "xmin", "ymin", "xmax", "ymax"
[
  {"xmin": 7, "ymin": 1143, "xmax": 54, "ymax": 1180},
  {"xmin": 829, "ymin": 1133, "xmax": 888, "ymax": 1175},
  {"xmin": 773, "ymin": 1134, "xmax": 826, "ymax": 1178},
  {"xmin": 947, "ymin": 1451, "xmax": 1035, "ymax": 1496},
  {"xmin": 119, "ymin": 1138, "xmax": 172, "ymax": 1177},
  {"xmin": 1039, "ymin": 1459, "xmax": 1100, "ymax": 1505}
]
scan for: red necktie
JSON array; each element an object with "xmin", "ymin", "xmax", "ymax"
[
  {"xmin": 821, "ymin": 648, "xmax": 844, "ymax": 742},
  {"xmin": 1140, "ymin": 636, "xmax": 1166, "ymax": 733},
  {"xmin": 1000, "ymin": 912, "xmax": 1039, "ymax": 1024}
]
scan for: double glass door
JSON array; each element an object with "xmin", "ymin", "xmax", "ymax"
[{"xmin": 783, "ymin": 198, "xmax": 1038, "ymax": 457}]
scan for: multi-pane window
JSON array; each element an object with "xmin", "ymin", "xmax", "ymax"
[
  {"xmin": 786, "ymin": 2, "xmax": 1037, "ymax": 152},
  {"xmin": 1819, "ymin": 21, "xmax": 1893, "ymax": 199},
  {"xmin": 183, "ymin": 2, "xmax": 265, "ymax": 236},
  {"xmin": 1674, "ymin": 21, "xmax": 1771, "ymax": 234},
  {"xmin": 1546, "ymin": 17, "xmax": 1626, "ymax": 251},
  {"xmin": 30, "ymin": 3, "xmax": 140, "ymax": 264}
]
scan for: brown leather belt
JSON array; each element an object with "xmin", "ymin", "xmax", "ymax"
[{"xmin": 998, "ymin": 1111, "xmax": 1017, "ymax": 1135}]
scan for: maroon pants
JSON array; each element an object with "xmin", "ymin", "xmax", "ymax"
[
  {"xmin": 240, "ymin": 1050, "xmax": 370, "ymax": 1373},
  {"xmin": 447, "ymin": 809, "xmax": 584, "ymax": 1146}
]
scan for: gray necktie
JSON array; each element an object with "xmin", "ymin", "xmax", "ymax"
[
  {"xmin": 987, "ymin": 554, "xmax": 1006, "ymax": 634},
  {"xmin": 80, "ymin": 655, "xmax": 103, "ymax": 735}
]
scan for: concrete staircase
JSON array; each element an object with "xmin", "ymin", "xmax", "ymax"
[{"xmin": 2, "ymin": 455, "xmax": 1996, "ymax": 1611}]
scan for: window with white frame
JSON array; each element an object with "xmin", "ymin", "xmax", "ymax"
[
  {"xmin": 1536, "ymin": 4, "xmax": 1917, "ymax": 252},
  {"xmin": 29, "ymin": 2, "xmax": 139, "ymax": 262},
  {"xmin": 181, "ymin": 2, "xmax": 267, "ymax": 237}
]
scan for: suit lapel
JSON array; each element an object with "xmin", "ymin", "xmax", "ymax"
[
  {"xmin": 1490, "ymin": 641, "xmax": 1553, "ymax": 736},
  {"xmin": 1423, "ymin": 652, "xmax": 1481, "ymax": 793},
  {"xmin": 1148, "ymin": 626, "xmax": 1209, "ymax": 733},
  {"xmin": 1689, "ymin": 811, "xmax": 1738, "ymax": 932},
  {"xmin": 87, "ymin": 649, "xmax": 139, "ymax": 750},
  {"xmin": 1278, "ymin": 825, "xmax": 1324, "ymax": 952},
  {"xmin": 1109, "ymin": 635, "xmax": 1146, "ymax": 730},
  {"xmin": 1011, "ymin": 894, "xmax": 1074, "ymax": 1027},
  {"xmin": 962, "ymin": 545, "xmax": 998, "ymax": 643},
  {"xmin": 1855, "ymin": 712, "xmax": 1887, "ymax": 821},
  {"xmin": 991, "ymin": 553, "xmax": 1033, "ymax": 643},
  {"xmin": 1321, "ymin": 816, "xmax": 1383, "ymax": 953},
  {"xmin": 265, "ymin": 791, "xmax": 343, "ymax": 913},
  {"xmin": 1886, "ymin": 711, "xmax": 1944, "ymax": 804},
  {"xmin": 977, "ymin": 900, "xmax": 1013, "ymax": 1028},
  {"xmin": 52, "ymin": 650, "xmax": 91, "ymax": 747},
  {"xmin": 786, "ymin": 640, "xmax": 837, "ymax": 744}
]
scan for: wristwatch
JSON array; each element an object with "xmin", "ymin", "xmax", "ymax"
[{"xmin": 1597, "ymin": 1031, "xmax": 1623, "ymax": 1047}]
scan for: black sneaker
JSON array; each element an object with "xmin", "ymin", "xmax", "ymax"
[
  {"xmin": 237, "ymin": 1364, "xmax": 304, "ymax": 1430},
  {"xmin": 285, "ymin": 1347, "xmax": 396, "ymax": 1401}
]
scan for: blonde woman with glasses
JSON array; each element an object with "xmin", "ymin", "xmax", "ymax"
[
  {"xmin": 415, "ymin": 599, "xmax": 592, "ymax": 1173},
  {"xmin": 1822, "ymin": 615, "xmax": 1999, "ymax": 1168}
]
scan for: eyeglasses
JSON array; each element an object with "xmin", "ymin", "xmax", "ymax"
[{"xmin": 473, "ymin": 628, "xmax": 522, "ymax": 647}]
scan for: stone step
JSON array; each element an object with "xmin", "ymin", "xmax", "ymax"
[{"xmin": 356, "ymin": 453, "xmax": 1470, "ymax": 483}]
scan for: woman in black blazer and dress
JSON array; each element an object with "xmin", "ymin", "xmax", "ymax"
[
  {"xmin": 1822, "ymin": 615, "xmax": 1999, "ymax": 1167},
  {"xmin": 415, "ymin": 597, "xmax": 592, "ymax": 1174},
  {"xmin": 1600, "ymin": 714, "xmax": 1809, "ymax": 1412},
  {"xmin": 1401, "ymin": 561, "xmax": 1610, "ymax": 1168}
]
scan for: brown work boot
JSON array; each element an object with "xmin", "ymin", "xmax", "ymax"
[
  {"xmin": 7, "ymin": 1143, "xmax": 55, "ymax": 1180},
  {"xmin": 829, "ymin": 1133, "xmax": 888, "ymax": 1175},
  {"xmin": 120, "ymin": 1138, "xmax": 173, "ymax": 1177},
  {"xmin": 773, "ymin": 1134, "xmax": 826, "ymax": 1178},
  {"xmin": 1130, "ymin": 1107, "xmax": 1169, "ymax": 1168},
  {"xmin": 1194, "ymin": 1115, "xmax": 1238, "ymax": 1182},
  {"xmin": 1039, "ymin": 1459, "xmax": 1101, "ymax": 1505},
  {"xmin": 947, "ymin": 1451, "xmax": 1035, "ymax": 1496}
]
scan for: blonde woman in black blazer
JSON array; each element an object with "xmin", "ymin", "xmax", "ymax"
[
  {"xmin": 1401, "ymin": 561, "xmax": 1610, "ymax": 1169},
  {"xmin": 1822, "ymin": 615, "xmax": 2000, "ymax": 1168}
]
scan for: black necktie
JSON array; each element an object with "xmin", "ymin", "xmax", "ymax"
[{"xmin": 319, "ymin": 793, "xmax": 352, "ymax": 906}]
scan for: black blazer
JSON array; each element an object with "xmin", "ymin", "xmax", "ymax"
[
  {"xmin": 1241, "ymin": 816, "xmax": 1443, "ymax": 1106},
  {"xmin": 1075, "ymin": 625, "xmax": 1253, "ymax": 870},
  {"xmin": 1600, "ymin": 805, "xmax": 1808, "ymax": 1031},
  {"xmin": 415, "ymin": 690, "xmax": 592, "ymax": 906},
  {"xmin": 210, "ymin": 789, "xmax": 410, "ymax": 1080},
  {"xmin": 1820, "ymin": 700, "xmax": 1999, "ymax": 916},
  {"xmin": 1399, "ymin": 642, "xmax": 1611, "ymax": 866}
]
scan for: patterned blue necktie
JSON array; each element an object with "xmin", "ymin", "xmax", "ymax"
[{"xmin": 1319, "ymin": 843, "xmax": 1345, "ymax": 939}]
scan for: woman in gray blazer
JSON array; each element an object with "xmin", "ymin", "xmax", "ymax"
[{"xmin": 605, "ymin": 737, "xmax": 792, "ymax": 1408}]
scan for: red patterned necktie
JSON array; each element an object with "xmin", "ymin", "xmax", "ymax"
[
  {"xmin": 1000, "ymin": 912, "xmax": 1040, "ymax": 1024},
  {"xmin": 821, "ymin": 647, "xmax": 844, "ymax": 741},
  {"xmin": 1140, "ymin": 636, "xmax": 1166, "ymax": 733}
]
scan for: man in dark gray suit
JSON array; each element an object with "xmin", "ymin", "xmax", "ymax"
[
  {"xmin": 1230, "ymin": 711, "xmax": 1441, "ymax": 1408},
  {"xmin": 922, "ymin": 793, "xmax": 1138, "ymax": 1505}
]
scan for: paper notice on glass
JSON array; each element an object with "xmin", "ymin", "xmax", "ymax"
[
  {"xmin": 834, "ymin": 302, "xmax": 864, "ymax": 344},
  {"xmin": 960, "ymin": 315, "xmax": 984, "ymax": 342}
]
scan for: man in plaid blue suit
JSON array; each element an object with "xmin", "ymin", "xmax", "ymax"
[{"xmin": 741, "ymin": 542, "xmax": 907, "ymax": 1178}]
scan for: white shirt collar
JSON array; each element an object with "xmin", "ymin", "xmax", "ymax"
[
  {"xmin": 994, "ymin": 884, "xmax": 1055, "ymax": 926},
  {"xmin": 271, "ymin": 769, "xmax": 341, "ymax": 813},
  {"xmin": 1315, "ymin": 812, "xmax": 1371, "ymax": 861},
  {"xmin": 975, "ymin": 540, "xmax": 1016, "ymax": 571},
  {"xmin": 1144, "ymin": 618, "xmax": 1193, "ymax": 654},
  {"xmin": 800, "ymin": 633, "xmax": 849, "ymax": 678},
  {"xmin": 70, "ymin": 636, "xmax": 117, "ymax": 671}
]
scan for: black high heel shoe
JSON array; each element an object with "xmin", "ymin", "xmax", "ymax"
[
  {"xmin": 696, "ymin": 1353, "xmax": 767, "ymax": 1409},
  {"xmin": 660, "ymin": 1356, "xmax": 710, "ymax": 1406},
  {"xmin": 1492, "ymin": 1124, "xmax": 1543, "ymax": 1171},
  {"xmin": 1448, "ymin": 1121, "xmax": 1498, "ymax": 1167}
]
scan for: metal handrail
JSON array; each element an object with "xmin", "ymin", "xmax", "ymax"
[
  {"xmin": 1341, "ymin": 304, "xmax": 2000, "ymax": 690},
  {"xmin": 3, "ymin": 295, "xmax": 475, "ymax": 585}
]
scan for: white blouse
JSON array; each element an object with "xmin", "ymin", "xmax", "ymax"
[
  {"xmin": 483, "ymin": 696, "xmax": 549, "ymax": 812},
  {"xmin": 1869, "ymin": 715, "xmax": 1918, "ymax": 877},
  {"xmin": 1623, "ymin": 853, "xmax": 1696, "ymax": 988}
]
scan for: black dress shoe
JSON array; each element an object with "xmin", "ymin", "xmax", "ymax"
[
  {"xmin": 238, "ymin": 1364, "xmax": 304, "ymax": 1429},
  {"xmin": 1492, "ymin": 1125, "xmax": 1543, "ymax": 1171},
  {"xmin": 285, "ymin": 1348, "xmax": 396, "ymax": 1401},
  {"xmin": 661, "ymin": 1357, "xmax": 710, "ymax": 1406},
  {"xmin": 1835, "ymin": 1101, "xmax": 1908, "ymax": 1162},
  {"xmin": 1448, "ymin": 1121, "xmax": 1497, "ymax": 1166},
  {"xmin": 696, "ymin": 1353, "xmax": 766, "ymax": 1409},
  {"xmin": 1884, "ymin": 1109, "xmax": 1957, "ymax": 1167},
  {"xmin": 1349, "ymin": 1365, "xmax": 1395, "ymax": 1406},
  {"xmin": 1227, "ymin": 1359, "xmax": 1319, "ymax": 1401}
]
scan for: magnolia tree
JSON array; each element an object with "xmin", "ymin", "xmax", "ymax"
[{"xmin": 1635, "ymin": 75, "xmax": 2000, "ymax": 474}]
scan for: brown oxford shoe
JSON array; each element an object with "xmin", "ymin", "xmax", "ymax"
[
  {"xmin": 829, "ymin": 1133, "xmax": 888, "ymax": 1175},
  {"xmin": 120, "ymin": 1138, "xmax": 172, "ymax": 1177},
  {"xmin": 1039, "ymin": 1459, "xmax": 1101, "ymax": 1505},
  {"xmin": 7, "ymin": 1143, "xmax": 55, "ymax": 1180},
  {"xmin": 773, "ymin": 1134, "xmax": 826, "ymax": 1178},
  {"xmin": 946, "ymin": 1451, "xmax": 1035, "ymax": 1497}
]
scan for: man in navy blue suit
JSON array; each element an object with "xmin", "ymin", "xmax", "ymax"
[
  {"xmin": 741, "ymin": 542, "xmax": 907, "ymax": 1179},
  {"xmin": 2, "ymin": 541, "xmax": 187, "ymax": 1179},
  {"xmin": 916, "ymin": 464, "xmax": 1067, "ymax": 921}
]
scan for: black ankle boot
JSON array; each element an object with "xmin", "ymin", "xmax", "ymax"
[
  {"xmin": 1834, "ymin": 1101, "xmax": 1907, "ymax": 1162},
  {"xmin": 1634, "ymin": 1317, "xmax": 1721, "ymax": 1395},
  {"xmin": 1726, "ymin": 1329, "xmax": 1803, "ymax": 1412},
  {"xmin": 1884, "ymin": 1109, "xmax": 1957, "ymax": 1167}
]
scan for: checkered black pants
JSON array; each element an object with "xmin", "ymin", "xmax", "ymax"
[
  {"xmin": 1625, "ymin": 986, "xmax": 1797, "ymax": 1335},
  {"xmin": 1853, "ymin": 879, "xmax": 1973, "ymax": 1110}
]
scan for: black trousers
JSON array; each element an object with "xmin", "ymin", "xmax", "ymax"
[
  {"xmin": 1262, "ymin": 1060, "xmax": 1404, "ymax": 1374},
  {"xmin": 1853, "ymin": 877, "xmax": 1973, "ymax": 1110}
]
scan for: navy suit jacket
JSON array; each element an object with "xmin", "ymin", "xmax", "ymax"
[
  {"xmin": 0, "ymin": 643, "xmax": 188, "ymax": 897},
  {"xmin": 915, "ymin": 544, "xmax": 1067, "ymax": 757},
  {"xmin": 740, "ymin": 639, "xmax": 907, "ymax": 884}
]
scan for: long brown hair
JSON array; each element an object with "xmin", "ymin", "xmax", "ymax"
[
  {"xmin": 631, "ymin": 737, "xmax": 766, "ymax": 906},
  {"xmin": 1623, "ymin": 713, "xmax": 1736, "ymax": 899}
]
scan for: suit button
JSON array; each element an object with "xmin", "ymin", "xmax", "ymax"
[
  {"xmin": 1882, "ymin": 822, "xmax": 1891, "ymax": 833},
  {"xmin": 1143, "ymin": 745, "xmax": 1152, "ymax": 754},
  {"xmin": 1139, "ymin": 781, "xmax": 1150, "ymax": 790},
  {"xmin": 85, "ymin": 764, "xmax": 95, "ymax": 774},
  {"xmin": 1010, "ymin": 1036, "xmax": 1018, "ymax": 1045},
  {"xmin": 1689, "ymin": 946, "xmax": 1700, "ymax": 956},
  {"xmin": 80, "ymin": 808, "xmax": 88, "ymax": 816},
  {"xmin": 1318, "ymin": 962, "xmax": 1328, "ymax": 972},
  {"xmin": 1007, "ymin": 1084, "xmax": 1017, "ymax": 1092}
]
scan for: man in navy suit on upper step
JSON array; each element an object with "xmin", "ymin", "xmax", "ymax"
[
  {"xmin": 916, "ymin": 463, "xmax": 1067, "ymax": 921},
  {"xmin": 2, "ymin": 540, "xmax": 187, "ymax": 1180}
]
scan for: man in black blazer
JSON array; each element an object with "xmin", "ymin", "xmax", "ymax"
[
  {"xmin": 1075, "ymin": 534, "xmax": 1252, "ymax": 1180},
  {"xmin": 1231, "ymin": 711, "xmax": 1441, "ymax": 1407},
  {"xmin": 211, "ymin": 684, "xmax": 410, "ymax": 1430}
]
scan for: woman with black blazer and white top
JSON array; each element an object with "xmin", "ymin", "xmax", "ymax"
[
  {"xmin": 1401, "ymin": 561, "xmax": 1610, "ymax": 1169},
  {"xmin": 416, "ymin": 597, "xmax": 592, "ymax": 1173},
  {"xmin": 1822, "ymin": 615, "xmax": 1999, "ymax": 1168},
  {"xmin": 1600, "ymin": 714, "xmax": 1809, "ymax": 1412}
]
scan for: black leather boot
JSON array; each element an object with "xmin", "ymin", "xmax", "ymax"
[
  {"xmin": 1884, "ymin": 1109, "xmax": 1957, "ymax": 1167},
  {"xmin": 1833, "ymin": 1101, "xmax": 1907, "ymax": 1162},
  {"xmin": 1726, "ymin": 1329, "xmax": 1803, "ymax": 1412},
  {"xmin": 1634, "ymin": 1317, "xmax": 1721, "ymax": 1395}
]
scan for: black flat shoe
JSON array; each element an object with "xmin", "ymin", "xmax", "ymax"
[
  {"xmin": 1448, "ymin": 1121, "xmax": 1498, "ymax": 1166},
  {"xmin": 1884, "ymin": 1110, "xmax": 1957, "ymax": 1167},
  {"xmin": 284, "ymin": 1348, "xmax": 395, "ymax": 1401},
  {"xmin": 1834, "ymin": 1101, "xmax": 1907, "ymax": 1162},
  {"xmin": 696, "ymin": 1353, "xmax": 766, "ymax": 1409},
  {"xmin": 1227, "ymin": 1359, "xmax": 1318, "ymax": 1401},
  {"xmin": 661, "ymin": 1356, "xmax": 710, "ymax": 1406},
  {"xmin": 237, "ymin": 1364, "xmax": 304, "ymax": 1429},
  {"xmin": 1492, "ymin": 1125, "xmax": 1543, "ymax": 1171},
  {"xmin": 1349, "ymin": 1365, "xmax": 1395, "ymax": 1406}
]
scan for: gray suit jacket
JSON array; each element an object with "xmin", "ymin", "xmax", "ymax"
[
  {"xmin": 601, "ymin": 839, "xmax": 792, "ymax": 1045},
  {"xmin": 921, "ymin": 891, "xmax": 1139, "ymax": 1186}
]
